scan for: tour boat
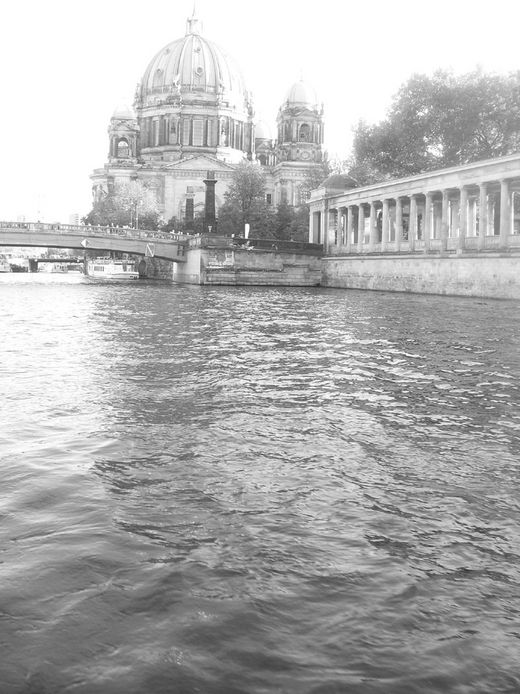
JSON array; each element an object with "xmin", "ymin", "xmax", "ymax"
[
  {"xmin": 39, "ymin": 262, "xmax": 69, "ymax": 273},
  {"xmin": 0, "ymin": 257, "xmax": 11, "ymax": 273},
  {"xmin": 85, "ymin": 257, "xmax": 139, "ymax": 280}
]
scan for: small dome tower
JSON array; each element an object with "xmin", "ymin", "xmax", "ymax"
[
  {"xmin": 276, "ymin": 78, "xmax": 324, "ymax": 164},
  {"xmin": 108, "ymin": 105, "xmax": 139, "ymax": 164}
]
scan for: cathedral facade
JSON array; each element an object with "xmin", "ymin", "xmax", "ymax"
[{"xmin": 90, "ymin": 12, "xmax": 325, "ymax": 228}]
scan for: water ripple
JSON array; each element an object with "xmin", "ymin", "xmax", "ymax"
[{"xmin": 1, "ymin": 278, "xmax": 520, "ymax": 692}]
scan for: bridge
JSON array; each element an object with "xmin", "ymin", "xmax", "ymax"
[{"xmin": 0, "ymin": 221, "xmax": 188, "ymax": 262}]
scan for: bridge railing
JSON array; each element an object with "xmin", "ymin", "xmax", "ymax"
[{"xmin": 0, "ymin": 221, "xmax": 187, "ymax": 243}]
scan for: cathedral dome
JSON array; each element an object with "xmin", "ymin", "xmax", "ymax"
[
  {"xmin": 138, "ymin": 14, "xmax": 251, "ymax": 111},
  {"xmin": 284, "ymin": 79, "xmax": 319, "ymax": 108}
]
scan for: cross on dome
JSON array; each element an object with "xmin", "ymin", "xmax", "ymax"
[{"xmin": 185, "ymin": 4, "xmax": 202, "ymax": 35}]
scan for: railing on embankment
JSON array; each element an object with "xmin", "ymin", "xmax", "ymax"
[{"xmin": 186, "ymin": 234, "xmax": 323, "ymax": 257}]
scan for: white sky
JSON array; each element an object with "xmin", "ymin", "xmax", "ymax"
[{"xmin": 1, "ymin": 0, "xmax": 520, "ymax": 222}]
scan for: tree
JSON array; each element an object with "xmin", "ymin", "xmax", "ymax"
[
  {"xmin": 112, "ymin": 181, "xmax": 160, "ymax": 229},
  {"xmin": 350, "ymin": 69, "xmax": 520, "ymax": 183},
  {"xmin": 82, "ymin": 192, "xmax": 128, "ymax": 227},
  {"xmin": 299, "ymin": 160, "xmax": 332, "ymax": 202},
  {"xmin": 160, "ymin": 216, "xmax": 177, "ymax": 233},
  {"xmin": 82, "ymin": 180, "xmax": 160, "ymax": 229},
  {"xmin": 287, "ymin": 205, "xmax": 311, "ymax": 242},
  {"xmin": 217, "ymin": 160, "xmax": 274, "ymax": 237},
  {"xmin": 273, "ymin": 201, "xmax": 295, "ymax": 240}
]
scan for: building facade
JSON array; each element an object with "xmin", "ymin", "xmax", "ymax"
[{"xmin": 91, "ymin": 11, "xmax": 325, "ymax": 228}]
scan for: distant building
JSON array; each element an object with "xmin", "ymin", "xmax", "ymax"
[{"xmin": 90, "ymin": 10, "xmax": 325, "ymax": 226}]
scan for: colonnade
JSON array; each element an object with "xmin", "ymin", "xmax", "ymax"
[{"xmin": 309, "ymin": 161, "xmax": 520, "ymax": 255}]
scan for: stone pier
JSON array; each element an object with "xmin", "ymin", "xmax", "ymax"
[{"xmin": 172, "ymin": 235, "xmax": 322, "ymax": 286}]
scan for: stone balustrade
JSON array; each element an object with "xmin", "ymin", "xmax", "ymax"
[{"xmin": 309, "ymin": 153, "xmax": 520, "ymax": 255}]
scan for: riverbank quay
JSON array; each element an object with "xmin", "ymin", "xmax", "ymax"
[
  {"xmin": 310, "ymin": 152, "xmax": 520, "ymax": 299},
  {"xmin": 168, "ymin": 235, "xmax": 323, "ymax": 286},
  {"xmin": 321, "ymin": 251, "xmax": 520, "ymax": 299}
]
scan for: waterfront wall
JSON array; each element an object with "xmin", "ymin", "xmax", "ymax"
[
  {"xmin": 202, "ymin": 248, "xmax": 321, "ymax": 286},
  {"xmin": 321, "ymin": 252, "xmax": 520, "ymax": 299},
  {"xmin": 173, "ymin": 236, "xmax": 322, "ymax": 286},
  {"xmin": 138, "ymin": 257, "xmax": 175, "ymax": 280}
]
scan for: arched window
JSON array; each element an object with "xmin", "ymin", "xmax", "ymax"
[
  {"xmin": 153, "ymin": 69, "xmax": 163, "ymax": 89},
  {"xmin": 299, "ymin": 123, "xmax": 310, "ymax": 142},
  {"xmin": 284, "ymin": 122, "xmax": 292, "ymax": 141},
  {"xmin": 117, "ymin": 139, "xmax": 130, "ymax": 158}
]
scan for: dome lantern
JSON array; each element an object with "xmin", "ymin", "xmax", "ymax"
[{"xmin": 185, "ymin": 5, "xmax": 202, "ymax": 35}]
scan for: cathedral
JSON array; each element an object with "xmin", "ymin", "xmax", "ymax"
[{"xmin": 90, "ymin": 10, "xmax": 325, "ymax": 228}]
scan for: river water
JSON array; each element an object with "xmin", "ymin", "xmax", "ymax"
[{"xmin": 1, "ymin": 273, "xmax": 520, "ymax": 694}]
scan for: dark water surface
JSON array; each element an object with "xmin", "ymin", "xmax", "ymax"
[{"xmin": 1, "ymin": 273, "xmax": 520, "ymax": 694}]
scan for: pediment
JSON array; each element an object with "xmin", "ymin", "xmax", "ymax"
[{"xmin": 164, "ymin": 155, "xmax": 236, "ymax": 172}]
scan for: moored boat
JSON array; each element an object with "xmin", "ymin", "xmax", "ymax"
[{"xmin": 85, "ymin": 257, "xmax": 139, "ymax": 280}]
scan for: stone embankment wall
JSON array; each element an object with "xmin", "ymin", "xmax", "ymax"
[
  {"xmin": 322, "ymin": 253, "xmax": 520, "ymax": 299},
  {"xmin": 138, "ymin": 257, "xmax": 174, "ymax": 280},
  {"xmin": 173, "ymin": 246, "xmax": 322, "ymax": 286},
  {"xmin": 204, "ymin": 248, "xmax": 321, "ymax": 286}
]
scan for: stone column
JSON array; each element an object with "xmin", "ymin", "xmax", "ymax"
[
  {"xmin": 323, "ymin": 203, "xmax": 329, "ymax": 253},
  {"xmin": 203, "ymin": 171, "xmax": 217, "ymax": 233},
  {"xmin": 369, "ymin": 202, "xmax": 377, "ymax": 250},
  {"xmin": 332, "ymin": 208, "xmax": 339, "ymax": 246},
  {"xmin": 478, "ymin": 183, "xmax": 488, "ymax": 250},
  {"xmin": 458, "ymin": 186, "xmax": 468, "ymax": 251},
  {"xmin": 424, "ymin": 192, "xmax": 432, "ymax": 252},
  {"xmin": 382, "ymin": 199, "xmax": 390, "ymax": 252},
  {"xmin": 500, "ymin": 179, "xmax": 511, "ymax": 247},
  {"xmin": 395, "ymin": 197, "xmax": 403, "ymax": 252},
  {"xmin": 358, "ymin": 204, "xmax": 365, "ymax": 252},
  {"xmin": 313, "ymin": 211, "xmax": 322, "ymax": 245},
  {"xmin": 346, "ymin": 206, "xmax": 353, "ymax": 253},
  {"xmin": 468, "ymin": 196, "xmax": 476, "ymax": 238},
  {"xmin": 441, "ymin": 190, "xmax": 449, "ymax": 251},
  {"xmin": 409, "ymin": 195, "xmax": 417, "ymax": 251}
]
